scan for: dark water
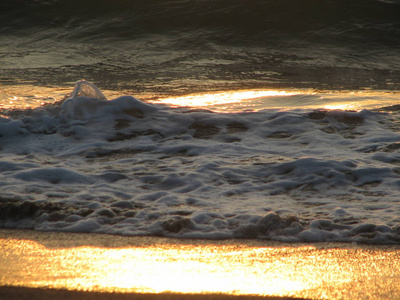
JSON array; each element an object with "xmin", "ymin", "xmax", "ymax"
[{"xmin": 1, "ymin": 0, "xmax": 400, "ymax": 98}]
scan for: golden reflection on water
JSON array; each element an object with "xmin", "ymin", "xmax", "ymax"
[
  {"xmin": 2, "ymin": 84, "xmax": 400, "ymax": 113},
  {"xmin": 155, "ymin": 90, "xmax": 299, "ymax": 111},
  {"xmin": 154, "ymin": 90, "xmax": 400, "ymax": 113},
  {"xmin": 322, "ymin": 103, "xmax": 363, "ymax": 111},
  {"xmin": 2, "ymin": 239, "xmax": 305, "ymax": 295},
  {"xmin": 1, "ymin": 233, "xmax": 400, "ymax": 299},
  {"xmin": 0, "ymin": 84, "xmax": 68, "ymax": 110}
]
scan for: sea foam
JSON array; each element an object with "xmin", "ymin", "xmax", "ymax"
[{"xmin": 1, "ymin": 81, "xmax": 400, "ymax": 244}]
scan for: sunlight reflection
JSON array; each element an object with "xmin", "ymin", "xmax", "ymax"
[
  {"xmin": 3, "ymin": 235, "xmax": 400, "ymax": 299},
  {"xmin": 154, "ymin": 90, "xmax": 400, "ymax": 113},
  {"xmin": 3, "ymin": 240, "xmax": 308, "ymax": 296},
  {"xmin": 323, "ymin": 102, "xmax": 362, "ymax": 111},
  {"xmin": 0, "ymin": 84, "xmax": 69, "ymax": 110},
  {"xmin": 155, "ymin": 90, "xmax": 298, "ymax": 110},
  {"xmin": 2, "ymin": 84, "xmax": 400, "ymax": 113}
]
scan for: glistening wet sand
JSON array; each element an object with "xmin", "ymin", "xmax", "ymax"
[{"xmin": 1, "ymin": 229, "xmax": 399, "ymax": 299}]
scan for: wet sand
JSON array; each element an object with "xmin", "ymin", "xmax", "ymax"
[
  {"xmin": 1, "ymin": 229, "xmax": 400, "ymax": 299},
  {"xmin": 0, "ymin": 286, "xmax": 300, "ymax": 300}
]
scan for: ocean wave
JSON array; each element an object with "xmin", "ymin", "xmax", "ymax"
[{"xmin": 1, "ymin": 81, "xmax": 400, "ymax": 244}]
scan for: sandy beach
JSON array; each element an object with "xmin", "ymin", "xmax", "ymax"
[{"xmin": 1, "ymin": 229, "xmax": 400, "ymax": 299}]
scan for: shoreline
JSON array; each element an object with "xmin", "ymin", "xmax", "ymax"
[
  {"xmin": 1, "ymin": 229, "xmax": 400, "ymax": 299},
  {"xmin": 1, "ymin": 227, "xmax": 398, "ymax": 250}
]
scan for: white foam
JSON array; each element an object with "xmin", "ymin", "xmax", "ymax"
[{"xmin": 1, "ymin": 81, "xmax": 400, "ymax": 244}]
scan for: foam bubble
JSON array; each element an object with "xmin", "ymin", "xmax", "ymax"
[{"xmin": 1, "ymin": 82, "xmax": 400, "ymax": 244}]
